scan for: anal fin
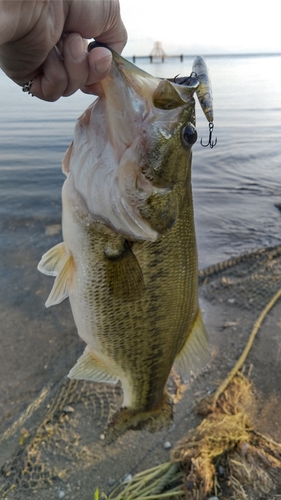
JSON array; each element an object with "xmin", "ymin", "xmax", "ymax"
[
  {"xmin": 174, "ymin": 309, "xmax": 209, "ymax": 383},
  {"xmin": 68, "ymin": 346, "xmax": 118, "ymax": 384}
]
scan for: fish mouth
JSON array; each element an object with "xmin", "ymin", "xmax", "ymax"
[
  {"xmin": 88, "ymin": 41, "xmax": 200, "ymax": 105},
  {"xmin": 88, "ymin": 41, "xmax": 200, "ymax": 164},
  {"xmin": 88, "ymin": 40, "xmax": 156, "ymax": 90}
]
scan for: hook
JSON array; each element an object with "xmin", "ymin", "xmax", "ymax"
[{"xmin": 200, "ymin": 122, "xmax": 217, "ymax": 148}]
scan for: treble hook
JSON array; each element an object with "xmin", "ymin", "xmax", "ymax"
[{"xmin": 200, "ymin": 122, "xmax": 217, "ymax": 148}]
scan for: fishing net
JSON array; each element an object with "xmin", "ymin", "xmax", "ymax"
[{"xmin": 1, "ymin": 237, "xmax": 281, "ymax": 499}]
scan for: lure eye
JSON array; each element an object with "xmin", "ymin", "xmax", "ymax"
[{"xmin": 182, "ymin": 123, "xmax": 197, "ymax": 147}]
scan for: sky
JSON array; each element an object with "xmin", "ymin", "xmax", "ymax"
[{"xmin": 120, "ymin": 0, "xmax": 281, "ymax": 56}]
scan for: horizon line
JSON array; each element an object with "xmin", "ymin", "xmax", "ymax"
[{"xmin": 124, "ymin": 51, "xmax": 281, "ymax": 59}]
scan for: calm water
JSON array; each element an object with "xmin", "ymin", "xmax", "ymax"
[{"xmin": 1, "ymin": 54, "xmax": 281, "ymax": 268}]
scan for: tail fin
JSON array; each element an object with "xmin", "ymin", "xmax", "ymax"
[{"xmin": 105, "ymin": 393, "xmax": 173, "ymax": 443}]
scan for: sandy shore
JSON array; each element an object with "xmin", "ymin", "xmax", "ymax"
[{"xmin": 1, "ymin": 219, "xmax": 281, "ymax": 499}]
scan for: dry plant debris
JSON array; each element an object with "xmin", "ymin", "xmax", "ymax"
[
  {"xmin": 172, "ymin": 374, "xmax": 281, "ymax": 499},
  {"xmin": 104, "ymin": 374, "xmax": 281, "ymax": 500}
]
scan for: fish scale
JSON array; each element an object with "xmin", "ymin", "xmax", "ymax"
[
  {"xmin": 38, "ymin": 48, "xmax": 212, "ymax": 442},
  {"xmin": 65, "ymin": 181, "xmax": 201, "ymax": 429}
]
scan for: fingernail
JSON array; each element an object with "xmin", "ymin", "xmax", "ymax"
[
  {"xmin": 69, "ymin": 35, "xmax": 84, "ymax": 60},
  {"xmin": 95, "ymin": 54, "xmax": 112, "ymax": 75}
]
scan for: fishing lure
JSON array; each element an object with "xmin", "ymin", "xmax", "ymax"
[
  {"xmin": 192, "ymin": 56, "xmax": 217, "ymax": 148},
  {"xmin": 173, "ymin": 56, "xmax": 217, "ymax": 148}
]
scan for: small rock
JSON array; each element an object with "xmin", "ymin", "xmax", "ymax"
[
  {"xmin": 239, "ymin": 440, "xmax": 249, "ymax": 455},
  {"xmin": 218, "ymin": 465, "xmax": 225, "ymax": 477},
  {"xmin": 108, "ymin": 478, "xmax": 115, "ymax": 487},
  {"xmin": 223, "ymin": 321, "xmax": 237, "ymax": 328},
  {"xmin": 123, "ymin": 474, "xmax": 133, "ymax": 482},
  {"xmin": 163, "ymin": 441, "xmax": 172, "ymax": 449},
  {"xmin": 58, "ymin": 491, "xmax": 65, "ymax": 499},
  {"xmin": 99, "ymin": 433, "xmax": 105, "ymax": 441},
  {"xmin": 63, "ymin": 405, "xmax": 75, "ymax": 413},
  {"xmin": 207, "ymin": 497, "xmax": 219, "ymax": 500},
  {"xmin": 227, "ymin": 298, "xmax": 235, "ymax": 304}
]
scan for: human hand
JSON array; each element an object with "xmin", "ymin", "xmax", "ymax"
[{"xmin": 0, "ymin": 0, "xmax": 127, "ymax": 101}]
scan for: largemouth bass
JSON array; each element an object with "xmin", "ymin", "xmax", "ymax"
[{"xmin": 38, "ymin": 47, "xmax": 212, "ymax": 442}]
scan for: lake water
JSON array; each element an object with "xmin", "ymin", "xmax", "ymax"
[{"xmin": 1, "ymin": 53, "xmax": 281, "ymax": 269}]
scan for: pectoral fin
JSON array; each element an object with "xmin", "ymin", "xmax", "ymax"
[
  {"xmin": 38, "ymin": 243, "xmax": 75, "ymax": 308},
  {"xmin": 62, "ymin": 141, "xmax": 73, "ymax": 175},
  {"xmin": 174, "ymin": 309, "xmax": 209, "ymax": 383},
  {"xmin": 37, "ymin": 242, "xmax": 68, "ymax": 276},
  {"xmin": 104, "ymin": 238, "xmax": 145, "ymax": 301},
  {"xmin": 68, "ymin": 346, "xmax": 118, "ymax": 384},
  {"xmin": 44, "ymin": 254, "xmax": 74, "ymax": 307}
]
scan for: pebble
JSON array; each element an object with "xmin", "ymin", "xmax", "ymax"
[
  {"xmin": 207, "ymin": 497, "xmax": 219, "ymax": 500},
  {"xmin": 123, "ymin": 474, "xmax": 133, "ymax": 482},
  {"xmin": 108, "ymin": 478, "xmax": 115, "ymax": 487},
  {"xmin": 99, "ymin": 433, "xmax": 105, "ymax": 440},
  {"xmin": 218, "ymin": 465, "xmax": 225, "ymax": 477},
  {"xmin": 58, "ymin": 491, "xmax": 65, "ymax": 499},
  {"xmin": 63, "ymin": 405, "xmax": 75, "ymax": 414},
  {"xmin": 163, "ymin": 441, "xmax": 172, "ymax": 449}
]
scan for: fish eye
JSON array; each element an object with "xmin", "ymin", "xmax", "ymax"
[{"xmin": 182, "ymin": 123, "xmax": 197, "ymax": 147}]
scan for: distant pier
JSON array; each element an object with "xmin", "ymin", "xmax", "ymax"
[
  {"xmin": 130, "ymin": 50, "xmax": 281, "ymax": 63},
  {"xmin": 132, "ymin": 54, "xmax": 185, "ymax": 63},
  {"xmin": 132, "ymin": 41, "xmax": 185, "ymax": 63}
]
